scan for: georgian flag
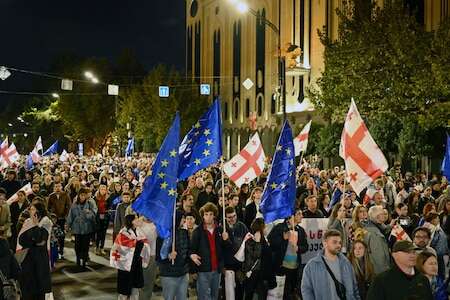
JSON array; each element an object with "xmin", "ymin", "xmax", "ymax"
[
  {"xmin": 110, "ymin": 227, "xmax": 151, "ymax": 272},
  {"xmin": 390, "ymin": 224, "xmax": 411, "ymax": 242},
  {"xmin": 0, "ymin": 138, "xmax": 9, "ymax": 164},
  {"xmin": 339, "ymin": 100, "xmax": 388, "ymax": 194},
  {"xmin": 59, "ymin": 149, "xmax": 69, "ymax": 162},
  {"xmin": 293, "ymin": 120, "xmax": 311, "ymax": 156},
  {"xmin": 0, "ymin": 143, "xmax": 19, "ymax": 169},
  {"xmin": 224, "ymin": 133, "xmax": 266, "ymax": 187}
]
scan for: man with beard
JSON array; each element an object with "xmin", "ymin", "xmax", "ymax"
[{"xmin": 301, "ymin": 229, "xmax": 360, "ymax": 300}]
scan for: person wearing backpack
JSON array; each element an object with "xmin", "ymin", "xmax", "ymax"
[{"xmin": 0, "ymin": 236, "xmax": 20, "ymax": 300}]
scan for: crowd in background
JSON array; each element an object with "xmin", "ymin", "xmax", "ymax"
[{"xmin": 0, "ymin": 153, "xmax": 449, "ymax": 300}]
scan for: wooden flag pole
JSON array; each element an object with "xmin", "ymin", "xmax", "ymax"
[
  {"xmin": 342, "ymin": 169, "xmax": 347, "ymax": 202},
  {"xmin": 221, "ymin": 157, "xmax": 227, "ymax": 232},
  {"xmin": 171, "ymin": 198, "xmax": 176, "ymax": 265}
]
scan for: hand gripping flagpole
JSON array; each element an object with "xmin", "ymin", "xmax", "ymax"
[{"xmin": 221, "ymin": 157, "xmax": 227, "ymax": 232}]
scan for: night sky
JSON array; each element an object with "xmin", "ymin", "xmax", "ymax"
[{"xmin": 0, "ymin": 0, "xmax": 186, "ymax": 110}]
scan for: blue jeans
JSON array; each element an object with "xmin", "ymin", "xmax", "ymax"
[
  {"xmin": 197, "ymin": 271, "xmax": 221, "ymax": 300},
  {"xmin": 160, "ymin": 274, "xmax": 189, "ymax": 300}
]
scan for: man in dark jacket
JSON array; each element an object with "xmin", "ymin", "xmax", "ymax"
[
  {"xmin": 9, "ymin": 190, "xmax": 28, "ymax": 251},
  {"xmin": 367, "ymin": 240, "xmax": 433, "ymax": 300},
  {"xmin": 302, "ymin": 195, "xmax": 324, "ymax": 218},
  {"xmin": 0, "ymin": 170, "xmax": 21, "ymax": 199},
  {"xmin": 47, "ymin": 182, "xmax": 72, "ymax": 259},
  {"xmin": 156, "ymin": 210, "xmax": 190, "ymax": 300},
  {"xmin": 223, "ymin": 206, "xmax": 249, "ymax": 299},
  {"xmin": 190, "ymin": 202, "xmax": 226, "ymax": 300},
  {"xmin": 268, "ymin": 209, "xmax": 308, "ymax": 299}
]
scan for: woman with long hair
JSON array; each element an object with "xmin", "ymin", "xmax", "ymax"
[
  {"xmin": 95, "ymin": 184, "xmax": 110, "ymax": 256},
  {"xmin": 244, "ymin": 187, "xmax": 263, "ymax": 229},
  {"xmin": 416, "ymin": 251, "xmax": 448, "ymax": 300},
  {"xmin": 67, "ymin": 188, "xmax": 97, "ymax": 268},
  {"xmin": 347, "ymin": 240, "xmax": 375, "ymax": 300},
  {"xmin": 243, "ymin": 218, "xmax": 276, "ymax": 300},
  {"xmin": 17, "ymin": 200, "xmax": 53, "ymax": 300}
]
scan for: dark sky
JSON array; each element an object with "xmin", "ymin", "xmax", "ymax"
[{"xmin": 0, "ymin": 0, "xmax": 186, "ymax": 71}]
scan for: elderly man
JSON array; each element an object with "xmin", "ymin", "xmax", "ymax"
[
  {"xmin": 367, "ymin": 240, "xmax": 433, "ymax": 300},
  {"xmin": 363, "ymin": 205, "xmax": 391, "ymax": 274}
]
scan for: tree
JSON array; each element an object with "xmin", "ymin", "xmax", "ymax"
[
  {"xmin": 116, "ymin": 65, "xmax": 210, "ymax": 152},
  {"xmin": 309, "ymin": 0, "xmax": 449, "ymax": 158}
]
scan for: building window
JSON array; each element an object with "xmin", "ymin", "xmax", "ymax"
[
  {"xmin": 245, "ymin": 98, "xmax": 250, "ymax": 118},
  {"xmin": 271, "ymin": 93, "xmax": 276, "ymax": 114},
  {"xmin": 257, "ymin": 94, "xmax": 264, "ymax": 117},
  {"xmin": 234, "ymin": 98, "xmax": 239, "ymax": 120},
  {"xmin": 223, "ymin": 102, "xmax": 228, "ymax": 121}
]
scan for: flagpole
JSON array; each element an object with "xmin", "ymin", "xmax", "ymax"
[
  {"xmin": 171, "ymin": 198, "xmax": 176, "ymax": 265},
  {"xmin": 221, "ymin": 157, "xmax": 226, "ymax": 232},
  {"xmin": 342, "ymin": 169, "xmax": 347, "ymax": 202}
]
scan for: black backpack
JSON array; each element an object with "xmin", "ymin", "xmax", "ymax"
[{"xmin": 0, "ymin": 270, "xmax": 20, "ymax": 300}]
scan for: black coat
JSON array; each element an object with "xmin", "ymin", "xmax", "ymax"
[
  {"xmin": 156, "ymin": 229, "xmax": 190, "ymax": 277},
  {"xmin": 196, "ymin": 191, "xmax": 218, "ymax": 210},
  {"xmin": 0, "ymin": 239, "xmax": 19, "ymax": 279},
  {"xmin": 117, "ymin": 240, "xmax": 144, "ymax": 296},
  {"xmin": 0, "ymin": 180, "xmax": 21, "ymax": 199},
  {"xmin": 223, "ymin": 221, "xmax": 248, "ymax": 270},
  {"xmin": 268, "ymin": 221, "xmax": 308, "ymax": 274},
  {"xmin": 18, "ymin": 226, "xmax": 52, "ymax": 297},
  {"xmin": 190, "ymin": 224, "xmax": 225, "ymax": 273}
]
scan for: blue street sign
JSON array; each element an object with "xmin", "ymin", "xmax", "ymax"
[
  {"xmin": 159, "ymin": 86, "xmax": 170, "ymax": 98},
  {"xmin": 200, "ymin": 84, "xmax": 211, "ymax": 95}
]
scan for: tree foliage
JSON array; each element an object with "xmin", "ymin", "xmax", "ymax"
[
  {"xmin": 309, "ymin": 0, "xmax": 449, "ymax": 158},
  {"xmin": 116, "ymin": 65, "xmax": 210, "ymax": 152}
]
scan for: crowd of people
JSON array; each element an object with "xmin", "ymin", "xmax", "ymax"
[{"xmin": 0, "ymin": 153, "xmax": 449, "ymax": 300}]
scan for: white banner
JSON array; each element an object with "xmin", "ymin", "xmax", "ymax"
[{"xmin": 300, "ymin": 218, "xmax": 329, "ymax": 263}]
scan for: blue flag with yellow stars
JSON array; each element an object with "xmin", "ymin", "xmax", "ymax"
[
  {"xmin": 132, "ymin": 113, "xmax": 180, "ymax": 238},
  {"xmin": 260, "ymin": 120, "xmax": 296, "ymax": 223},
  {"xmin": 43, "ymin": 140, "xmax": 59, "ymax": 156},
  {"xmin": 178, "ymin": 99, "xmax": 222, "ymax": 180}
]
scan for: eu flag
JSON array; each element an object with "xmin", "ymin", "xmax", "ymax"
[
  {"xmin": 43, "ymin": 141, "xmax": 59, "ymax": 156},
  {"xmin": 260, "ymin": 120, "xmax": 296, "ymax": 223},
  {"xmin": 125, "ymin": 138, "xmax": 134, "ymax": 158},
  {"xmin": 442, "ymin": 134, "xmax": 450, "ymax": 180},
  {"xmin": 178, "ymin": 99, "xmax": 222, "ymax": 180},
  {"xmin": 132, "ymin": 113, "xmax": 180, "ymax": 238},
  {"xmin": 26, "ymin": 153, "xmax": 34, "ymax": 170}
]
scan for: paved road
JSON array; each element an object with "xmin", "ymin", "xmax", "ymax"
[
  {"xmin": 51, "ymin": 230, "xmax": 165, "ymax": 300},
  {"xmin": 51, "ymin": 232, "xmax": 198, "ymax": 299}
]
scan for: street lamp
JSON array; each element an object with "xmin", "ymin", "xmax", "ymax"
[
  {"xmin": 52, "ymin": 93, "xmax": 60, "ymax": 98},
  {"xmin": 228, "ymin": 0, "xmax": 288, "ymax": 120},
  {"xmin": 84, "ymin": 71, "xmax": 99, "ymax": 84}
]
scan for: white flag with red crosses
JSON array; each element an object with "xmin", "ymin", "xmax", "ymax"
[
  {"xmin": 293, "ymin": 120, "xmax": 311, "ymax": 156},
  {"xmin": 110, "ymin": 227, "xmax": 151, "ymax": 272},
  {"xmin": 224, "ymin": 133, "xmax": 266, "ymax": 187},
  {"xmin": 339, "ymin": 100, "xmax": 388, "ymax": 194}
]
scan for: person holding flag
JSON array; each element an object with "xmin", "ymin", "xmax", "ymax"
[{"xmin": 155, "ymin": 210, "xmax": 190, "ymax": 300}]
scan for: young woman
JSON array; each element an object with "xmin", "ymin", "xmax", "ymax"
[
  {"xmin": 113, "ymin": 214, "xmax": 150, "ymax": 300},
  {"xmin": 95, "ymin": 184, "xmax": 110, "ymax": 255},
  {"xmin": 347, "ymin": 240, "xmax": 374, "ymax": 300},
  {"xmin": 17, "ymin": 201, "xmax": 53, "ymax": 300},
  {"xmin": 67, "ymin": 188, "xmax": 97, "ymax": 268},
  {"xmin": 242, "ymin": 218, "xmax": 276, "ymax": 300},
  {"xmin": 423, "ymin": 212, "xmax": 448, "ymax": 279},
  {"xmin": 416, "ymin": 251, "xmax": 447, "ymax": 300}
]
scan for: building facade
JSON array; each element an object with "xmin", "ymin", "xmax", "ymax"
[{"xmin": 185, "ymin": 0, "xmax": 449, "ymax": 158}]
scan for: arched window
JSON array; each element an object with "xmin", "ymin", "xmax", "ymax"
[
  {"xmin": 234, "ymin": 98, "xmax": 239, "ymax": 120},
  {"xmin": 257, "ymin": 95, "xmax": 264, "ymax": 117},
  {"xmin": 245, "ymin": 98, "xmax": 250, "ymax": 118}
]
